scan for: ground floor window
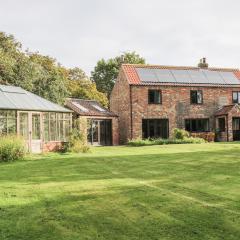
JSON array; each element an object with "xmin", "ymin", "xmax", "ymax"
[
  {"xmin": 88, "ymin": 119, "xmax": 112, "ymax": 145},
  {"xmin": 233, "ymin": 118, "xmax": 240, "ymax": 141},
  {"xmin": 0, "ymin": 110, "xmax": 16, "ymax": 135},
  {"xmin": 185, "ymin": 118, "xmax": 209, "ymax": 132},
  {"xmin": 142, "ymin": 119, "xmax": 169, "ymax": 139},
  {"xmin": 233, "ymin": 118, "xmax": 240, "ymax": 131},
  {"xmin": 43, "ymin": 113, "xmax": 71, "ymax": 142}
]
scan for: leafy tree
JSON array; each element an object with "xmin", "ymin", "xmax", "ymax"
[
  {"xmin": 29, "ymin": 53, "xmax": 68, "ymax": 104},
  {"xmin": 0, "ymin": 32, "xmax": 68, "ymax": 104},
  {"xmin": 67, "ymin": 67, "xmax": 108, "ymax": 107},
  {"xmin": 91, "ymin": 51, "xmax": 146, "ymax": 97},
  {"xmin": 0, "ymin": 31, "xmax": 108, "ymax": 106}
]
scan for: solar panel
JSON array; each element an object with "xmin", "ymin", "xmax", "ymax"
[
  {"xmin": 219, "ymin": 71, "xmax": 240, "ymax": 84},
  {"xmin": 202, "ymin": 70, "xmax": 225, "ymax": 84},
  {"xmin": 188, "ymin": 70, "xmax": 209, "ymax": 84},
  {"xmin": 154, "ymin": 69, "xmax": 176, "ymax": 83},
  {"xmin": 171, "ymin": 70, "xmax": 192, "ymax": 83},
  {"xmin": 136, "ymin": 68, "xmax": 158, "ymax": 82},
  {"xmin": 136, "ymin": 68, "xmax": 240, "ymax": 85}
]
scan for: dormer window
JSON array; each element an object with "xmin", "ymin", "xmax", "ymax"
[
  {"xmin": 148, "ymin": 90, "xmax": 162, "ymax": 104},
  {"xmin": 190, "ymin": 90, "xmax": 203, "ymax": 104}
]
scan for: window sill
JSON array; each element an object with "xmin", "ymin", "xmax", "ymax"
[{"xmin": 148, "ymin": 103, "xmax": 162, "ymax": 105}]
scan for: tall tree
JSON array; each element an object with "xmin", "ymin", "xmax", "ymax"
[
  {"xmin": 67, "ymin": 67, "xmax": 108, "ymax": 107},
  {"xmin": 0, "ymin": 32, "xmax": 68, "ymax": 104},
  {"xmin": 29, "ymin": 53, "xmax": 68, "ymax": 104},
  {"xmin": 91, "ymin": 51, "xmax": 146, "ymax": 97}
]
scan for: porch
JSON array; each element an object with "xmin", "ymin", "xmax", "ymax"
[{"xmin": 215, "ymin": 104, "xmax": 240, "ymax": 142}]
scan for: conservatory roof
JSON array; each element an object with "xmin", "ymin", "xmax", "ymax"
[{"xmin": 0, "ymin": 85, "xmax": 71, "ymax": 112}]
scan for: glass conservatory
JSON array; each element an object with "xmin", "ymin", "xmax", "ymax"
[{"xmin": 0, "ymin": 85, "xmax": 72, "ymax": 153}]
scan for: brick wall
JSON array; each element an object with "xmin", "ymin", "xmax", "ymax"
[
  {"xmin": 110, "ymin": 69, "xmax": 131, "ymax": 143},
  {"xmin": 43, "ymin": 142, "xmax": 65, "ymax": 152},
  {"xmin": 110, "ymin": 71, "xmax": 240, "ymax": 143}
]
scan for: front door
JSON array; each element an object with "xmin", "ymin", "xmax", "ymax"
[
  {"xmin": 88, "ymin": 119, "xmax": 113, "ymax": 146},
  {"xmin": 31, "ymin": 113, "xmax": 42, "ymax": 153},
  {"xmin": 233, "ymin": 118, "xmax": 240, "ymax": 141},
  {"xmin": 100, "ymin": 120, "xmax": 112, "ymax": 146}
]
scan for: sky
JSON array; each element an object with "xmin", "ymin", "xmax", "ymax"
[{"xmin": 0, "ymin": 0, "xmax": 240, "ymax": 75}]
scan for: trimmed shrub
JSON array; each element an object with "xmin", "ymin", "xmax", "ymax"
[
  {"xmin": 173, "ymin": 128, "xmax": 190, "ymax": 140},
  {"xmin": 127, "ymin": 128, "xmax": 206, "ymax": 147},
  {"xmin": 0, "ymin": 135, "xmax": 26, "ymax": 162},
  {"xmin": 127, "ymin": 137, "xmax": 205, "ymax": 147}
]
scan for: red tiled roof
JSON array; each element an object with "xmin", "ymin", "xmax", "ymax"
[
  {"xmin": 215, "ymin": 105, "xmax": 239, "ymax": 116},
  {"xmin": 65, "ymin": 99, "xmax": 118, "ymax": 117},
  {"xmin": 121, "ymin": 64, "xmax": 240, "ymax": 86}
]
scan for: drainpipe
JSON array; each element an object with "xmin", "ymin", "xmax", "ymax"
[
  {"xmin": 226, "ymin": 114, "xmax": 229, "ymax": 142},
  {"xmin": 130, "ymin": 85, "xmax": 133, "ymax": 140}
]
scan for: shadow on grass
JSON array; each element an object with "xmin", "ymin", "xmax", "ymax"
[
  {"xmin": 1, "ymin": 146, "xmax": 240, "ymax": 239},
  {"xmin": 0, "ymin": 182, "xmax": 240, "ymax": 240},
  {"xmin": 0, "ymin": 148, "xmax": 240, "ymax": 184}
]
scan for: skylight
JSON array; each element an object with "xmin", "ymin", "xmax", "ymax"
[
  {"xmin": 92, "ymin": 104, "xmax": 106, "ymax": 112},
  {"xmin": 72, "ymin": 102, "xmax": 89, "ymax": 112}
]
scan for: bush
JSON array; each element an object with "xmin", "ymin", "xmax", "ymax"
[
  {"xmin": 0, "ymin": 135, "xmax": 26, "ymax": 162},
  {"xmin": 66, "ymin": 119, "xmax": 90, "ymax": 153},
  {"xmin": 127, "ymin": 137, "xmax": 206, "ymax": 147},
  {"xmin": 127, "ymin": 128, "xmax": 206, "ymax": 147},
  {"xmin": 173, "ymin": 128, "xmax": 190, "ymax": 139}
]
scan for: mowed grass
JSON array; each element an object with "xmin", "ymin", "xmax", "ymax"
[{"xmin": 0, "ymin": 143, "xmax": 240, "ymax": 240}]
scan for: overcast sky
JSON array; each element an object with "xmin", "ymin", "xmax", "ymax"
[{"xmin": 0, "ymin": 0, "xmax": 239, "ymax": 75}]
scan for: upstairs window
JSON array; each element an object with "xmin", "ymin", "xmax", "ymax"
[
  {"xmin": 185, "ymin": 119, "xmax": 209, "ymax": 132},
  {"xmin": 148, "ymin": 90, "xmax": 162, "ymax": 104},
  {"xmin": 232, "ymin": 92, "xmax": 240, "ymax": 104},
  {"xmin": 191, "ymin": 90, "xmax": 203, "ymax": 104}
]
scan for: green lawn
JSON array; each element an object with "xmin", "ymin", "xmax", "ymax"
[{"xmin": 1, "ymin": 143, "xmax": 240, "ymax": 240}]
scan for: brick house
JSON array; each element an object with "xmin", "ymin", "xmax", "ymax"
[{"xmin": 110, "ymin": 59, "xmax": 240, "ymax": 143}]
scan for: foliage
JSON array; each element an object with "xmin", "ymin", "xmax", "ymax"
[
  {"xmin": 0, "ymin": 32, "xmax": 69, "ymax": 104},
  {"xmin": 127, "ymin": 136, "xmax": 206, "ymax": 147},
  {"xmin": 66, "ymin": 119, "xmax": 90, "ymax": 153},
  {"xmin": 29, "ymin": 53, "xmax": 69, "ymax": 104},
  {"xmin": 91, "ymin": 51, "xmax": 145, "ymax": 97},
  {"xmin": 67, "ymin": 67, "xmax": 108, "ymax": 107},
  {"xmin": 173, "ymin": 128, "xmax": 190, "ymax": 139},
  {"xmin": 0, "ymin": 135, "xmax": 26, "ymax": 162},
  {"xmin": 0, "ymin": 32, "xmax": 143, "ymax": 107}
]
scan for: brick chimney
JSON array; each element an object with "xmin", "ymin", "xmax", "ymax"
[{"xmin": 198, "ymin": 57, "xmax": 208, "ymax": 68}]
